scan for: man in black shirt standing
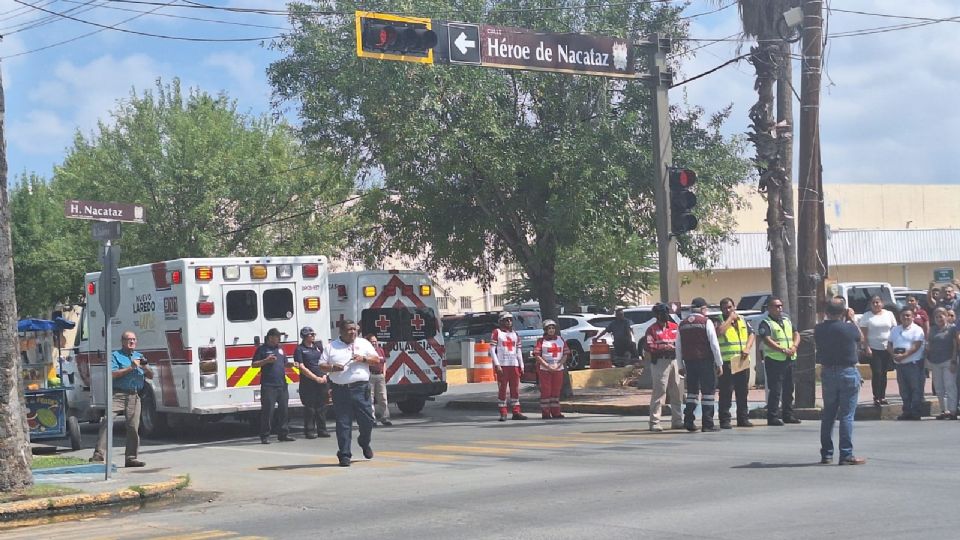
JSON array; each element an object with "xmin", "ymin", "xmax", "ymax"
[
  {"xmin": 252, "ymin": 328, "xmax": 296, "ymax": 444},
  {"xmin": 815, "ymin": 297, "xmax": 866, "ymax": 465},
  {"xmin": 294, "ymin": 326, "xmax": 330, "ymax": 439},
  {"xmin": 595, "ymin": 308, "xmax": 637, "ymax": 362}
]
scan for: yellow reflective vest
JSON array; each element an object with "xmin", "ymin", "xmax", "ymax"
[
  {"xmin": 718, "ymin": 320, "xmax": 750, "ymax": 362},
  {"xmin": 761, "ymin": 315, "xmax": 794, "ymax": 361}
]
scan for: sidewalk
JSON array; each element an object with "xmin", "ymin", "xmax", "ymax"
[
  {"xmin": 445, "ymin": 373, "xmax": 946, "ymax": 420},
  {"xmin": 0, "ymin": 463, "xmax": 188, "ymax": 522}
]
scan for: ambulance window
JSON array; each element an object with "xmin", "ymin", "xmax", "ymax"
[
  {"xmin": 263, "ymin": 288, "xmax": 294, "ymax": 320},
  {"xmin": 361, "ymin": 308, "xmax": 438, "ymax": 342},
  {"xmin": 226, "ymin": 290, "xmax": 258, "ymax": 322}
]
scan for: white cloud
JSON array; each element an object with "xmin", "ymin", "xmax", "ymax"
[
  {"xmin": 8, "ymin": 110, "xmax": 72, "ymax": 157},
  {"xmin": 203, "ymin": 52, "xmax": 258, "ymax": 86}
]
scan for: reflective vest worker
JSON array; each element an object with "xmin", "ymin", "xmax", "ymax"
[
  {"xmin": 676, "ymin": 298, "xmax": 723, "ymax": 432},
  {"xmin": 715, "ymin": 298, "xmax": 756, "ymax": 429},
  {"xmin": 757, "ymin": 298, "xmax": 802, "ymax": 426}
]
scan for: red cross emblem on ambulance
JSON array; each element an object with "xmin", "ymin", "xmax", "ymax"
[
  {"xmin": 411, "ymin": 313, "xmax": 425, "ymax": 331},
  {"xmin": 375, "ymin": 315, "xmax": 391, "ymax": 332}
]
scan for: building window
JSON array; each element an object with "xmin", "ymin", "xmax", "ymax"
[
  {"xmin": 493, "ymin": 294, "xmax": 506, "ymax": 308},
  {"xmin": 460, "ymin": 296, "xmax": 472, "ymax": 310},
  {"xmin": 438, "ymin": 296, "xmax": 450, "ymax": 310}
]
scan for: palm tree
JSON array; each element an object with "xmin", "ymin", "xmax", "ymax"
[{"xmin": 724, "ymin": 0, "xmax": 800, "ymax": 314}]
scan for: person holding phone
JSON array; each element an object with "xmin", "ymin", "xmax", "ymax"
[
  {"xmin": 90, "ymin": 330, "xmax": 153, "ymax": 467},
  {"xmin": 252, "ymin": 328, "xmax": 295, "ymax": 444},
  {"xmin": 887, "ymin": 309, "xmax": 926, "ymax": 420}
]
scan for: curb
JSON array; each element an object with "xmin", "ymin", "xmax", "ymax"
[
  {"xmin": 749, "ymin": 398, "xmax": 942, "ymax": 421},
  {"xmin": 446, "ymin": 398, "xmax": 652, "ymax": 416},
  {"xmin": 0, "ymin": 475, "xmax": 189, "ymax": 521}
]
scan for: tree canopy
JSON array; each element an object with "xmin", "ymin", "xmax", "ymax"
[{"xmin": 269, "ymin": 1, "xmax": 752, "ymax": 316}]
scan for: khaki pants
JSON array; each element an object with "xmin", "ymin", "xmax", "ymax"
[
  {"xmin": 368, "ymin": 373, "xmax": 390, "ymax": 421},
  {"xmin": 93, "ymin": 391, "xmax": 141, "ymax": 460},
  {"xmin": 649, "ymin": 358, "xmax": 684, "ymax": 428}
]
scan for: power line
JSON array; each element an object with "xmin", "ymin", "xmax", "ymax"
[
  {"xmin": 671, "ymin": 53, "xmax": 750, "ymax": 88},
  {"xmin": 11, "ymin": 0, "xmax": 280, "ymax": 41},
  {"xmin": 830, "ymin": 7, "xmax": 960, "ymax": 24},
  {"xmin": 58, "ymin": 0, "xmax": 289, "ymax": 30}
]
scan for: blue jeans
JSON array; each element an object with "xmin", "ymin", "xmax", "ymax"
[
  {"xmin": 895, "ymin": 361, "xmax": 925, "ymax": 418},
  {"xmin": 331, "ymin": 382, "xmax": 375, "ymax": 460},
  {"xmin": 820, "ymin": 366, "xmax": 861, "ymax": 460}
]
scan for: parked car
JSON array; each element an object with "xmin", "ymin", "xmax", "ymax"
[
  {"xmin": 556, "ymin": 313, "xmax": 615, "ymax": 370},
  {"xmin": 442, "ymin": 310, "xmax": 543, "ymax": 368}
]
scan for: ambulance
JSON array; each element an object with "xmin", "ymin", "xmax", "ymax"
[
  {"xmin": 328, "ymin": 270, "xmax": 447, "ymax": 414},
  {"xmin": 77, "ymin": 256, "xmax": 330, "ymax": 436}
]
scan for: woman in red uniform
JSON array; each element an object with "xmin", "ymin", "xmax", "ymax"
[{"xmin": 533, "ymin": 320, "xmax": 568, "ymax": 419}]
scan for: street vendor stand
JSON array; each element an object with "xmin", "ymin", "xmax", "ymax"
[{"xmin": 19, "ymin": 318, "xmax": 82, "ymax": 451}]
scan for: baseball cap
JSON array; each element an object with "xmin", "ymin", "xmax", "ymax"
[
  {"xmin": 266, "ymin": 328, "xmax": 282, "ymax": 338},
  {"xmin": 498, "ymin": 311, "xmax": 514, "ymax": 321},
  {"xmin": 300, "ymin": 326, "xmax": 315, "ymax": 338},
  {"xmin": 690, "ymin": 297, "xmax": 708, "ymax": 308}
]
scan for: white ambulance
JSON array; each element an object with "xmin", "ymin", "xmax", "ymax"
[
  {"xmin": 77, "ymin": 256, "xmax": 330, "ymax": 436},
  {"xmin": 328, "ymin": 270, "xmax": 447, "ymax": 414}
]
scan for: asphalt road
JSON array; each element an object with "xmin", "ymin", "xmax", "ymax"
[{"xmin": 9, "ymin": 391, "xmax": 960, "ymax": 539}]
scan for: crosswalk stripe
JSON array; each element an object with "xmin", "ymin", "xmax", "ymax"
[
  {"xmin": 149, "ymin": 530, "xmax": 236, "ymax": 540},
  {"xmin": 377, "ymin": 451, "xmax": 461, "ymax": 462},
  {"xmin": 472, "ymin": 440, "xmax": 577, "ymax": 448},
  {"xmin": 419, "ymin": 445, "xmax": 517, "ymax": 456}
]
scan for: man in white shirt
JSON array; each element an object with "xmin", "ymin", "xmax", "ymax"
[
  {"xmin": 887, "ymin": 309, "xmax": 926, "ymax": 420},
  {"xmin": 319, "ymin": 319, "xmax": 381, "ymax": 467}
]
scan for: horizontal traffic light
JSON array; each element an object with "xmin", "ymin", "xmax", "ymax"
[
  {"xmin": 669, "ymin": 167, "xmax": 699, "ymax": 235},
  {"xmin": 356, "ymin": 11, "xmax": 437, "ymax": 64}
]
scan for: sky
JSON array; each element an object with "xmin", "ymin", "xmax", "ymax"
[{"xmin": 1, "ymin": 0, "xmax": 958, "ymax": 185}]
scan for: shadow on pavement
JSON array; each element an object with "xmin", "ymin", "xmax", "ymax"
[{"xmin": 731, "ymin": 461, "xmax": 825, "ymax": 469}]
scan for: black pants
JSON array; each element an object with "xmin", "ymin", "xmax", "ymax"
[
  {"xmin": 613, "ymin": 339, "xmax": 638, "ymax": 360},
  {"xmin": 764, "ymin": 358, "xmax": 795, "ymax": 421},
  {"xmin": 299, "ymin": 380, "xmax": 329, "ymax": 435},
  {"xmin": 718, "ymin": 362, "xmax": 750, "ymax": 423},
  {"xmin": 868, "ymin": 348, "xmax": 891, "ymax": 400},
  {"xmin": 260, "ymin": 384, "xmax": 289, "ymax": 438},
  {"xmin": 683, "ymin": 360, "xmax": 717, "ymax": 429}
]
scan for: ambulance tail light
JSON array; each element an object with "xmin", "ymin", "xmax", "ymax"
[
  {"xmin": 277, "ymin": 264, "xmax": 293, "ymax": 279},
  {"xmin": 251, "ymin": 265, "xmax": 268, "ymax": 280},
  {"xmin": 87, "ymin": 282, "xmax": 95, "ymax": 295},
  {"xmin": 197, "ymin": 301, "xmax": 215, "ymax": 316},
  {"xmin": 198, "ymin": 345, "xmax": 218, "ymax": 389},
  {"xmin": 302, "ymin": 263, "xmax": 319, "ymax": 278},
  {"xmin": 303, "ymin": 297, "xmax": 321, "ymax": 311},
  {"xmin": 195, "ymin": 266, "xmax": 213, "ymax": 281},
  {"xmin": 171, "ymin": 270, "xmax": 182, "ymax": 284},
  {"xmin": 223, "ymin": 266, "xmax": 241, "ymax": 280},
  {"xmin": 420, "ymin": 285, "xmax": 432, "ymax": 296},
  {"xmin": 363, "ymin": 286, "xmax": 377, "ymax": 297}
]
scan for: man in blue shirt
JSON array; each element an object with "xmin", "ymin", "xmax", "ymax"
[
  {"xmin": 90, "ymin": 330, "xmax": 154, "ymax": 467},
  {"xmin": 253, "ymin": 328, "xmax": 296, "ymax": 444},
  {"xmin": 815, "ymin": 297, "xmax": 866, "ymax": 465}
]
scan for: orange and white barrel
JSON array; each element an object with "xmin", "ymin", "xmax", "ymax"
[
  {"xmin": 468, "ymin": 341, "xmax": 496, "ymax": 383},
  {"xmin": 589, "ymin": 341, "xmax": 613, "ymax": 369}
]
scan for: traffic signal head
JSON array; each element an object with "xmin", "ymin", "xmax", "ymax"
[
  {"xmin": 669, "ymin": 168, "xmax": 699, "ymax": 235},
  {"xmin": 357, "ymin": 11, "xmax": 437, "ymax": 63}
]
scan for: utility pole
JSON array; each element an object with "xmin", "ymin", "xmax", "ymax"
[
  {"xmin": 797, "ymin": 0, "xmax": 823, "ymax": 332},
  {"xmin": 646, "ymin": 34, "xmax": 679, "ymax": 304},
  {"xmin": 795, "ymin": 0, "xmax": 824, "ymax": 408}
]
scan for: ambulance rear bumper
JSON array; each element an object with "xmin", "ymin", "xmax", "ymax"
[
  {"xmin": 190, "ymin": 398, "xmax": 303, "ymax": 415},
  {"xmin": 387, "ymin": 382, "xmax": 448, "ymax": 400}
]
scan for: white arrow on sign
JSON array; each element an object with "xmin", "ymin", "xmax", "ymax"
[{"xmin": 454, "ymin": 31, "xmax": 476, "ymax": 55}]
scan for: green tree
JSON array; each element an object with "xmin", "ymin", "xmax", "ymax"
[
  {"xmin": 10, "ymin": 173, "xmax": 88, "ymax": 317},
  {"xmin": 270, "ymin": 1, "xmax": 751, "ymax": 319},
  {"xmin": 54, "ymin": 78, "xmax": 353, "ymax": 270}
]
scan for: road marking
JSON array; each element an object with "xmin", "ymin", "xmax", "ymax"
[
  {"xmin": 377, "ymin": 451, "xmax": 461, "ymax": 462},
  {"xmin": 150, "ymin": 530, "xmax": 236, "ymax": 540},
  {"xmin": 472, "ymin": 440, "xmax": 576, "ymax": 448},
  {"xmin": 420, "ymin": 444, "xmax": 517, "ymax": 456},
  {"xmin": 529, "ymin": 435, "xmax": 622, "ymax": 444}
]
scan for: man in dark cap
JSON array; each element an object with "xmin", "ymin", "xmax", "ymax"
[
  {"xmin": 252, "ymin": 328, "xmax": 295, "ymax": 444},
  {"xmin": 676, "ymin": 298, "xmax": 723, "ymax": 432},
  {"xmin": 294, "ymin": 326, "xmax": 330, "ymax": 439}
]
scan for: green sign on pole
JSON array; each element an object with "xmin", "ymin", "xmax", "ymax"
[{"xmin": 934, "ymin": 267, "xmax": 954, "ymax": 283}]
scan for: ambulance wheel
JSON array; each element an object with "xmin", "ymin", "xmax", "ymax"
[
  {"xmin": 67, "ymin": 415, "xmax": 82, "ymax": 451},
  {"xmin": 566, "ymin": 342, "xmax": 586, "ymax": 371},
  {"xmin": 397, "ymin": 397, "xmax": 426, "ymax": 415},
  {"xmin": 139, "ymin": 388, "xmax": 169, "ymax": 438}
]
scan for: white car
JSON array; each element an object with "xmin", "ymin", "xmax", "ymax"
[{"xmin": 556, "ymin": 314, "xmax": 615, "ymax": 370}]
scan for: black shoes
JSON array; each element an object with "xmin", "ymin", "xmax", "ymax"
[
  {"xmin": 685, "ymin": 424, "xmax": 699, "ymax": 432},
  {"xmin": 702, "ymin": 426, "xmax": 721, "ymax": 432},
  {"xmin": 362, "ymin": 445, "xmax": 374, "ymax": 459},
  {"xmin": 512, "ymin": 413, "xmax": 528, "ymax": 420},
  {"xmin": 767, "ymin": 418, "xmax": 785, "ymax": 426},
  {"xmin": 719, "ymin": 422, "xmax": 733, "ymax": 430},
  {"xmin": 317, "ymin": 431, "xmax": 331, "ymax": 438},
  {"xmin": 338, "ymin": 457, "xmax": 351, "ymax": 467},
  {"xmin": 305, "ymin": 433, "xmax": 318, "ymax": 439},
  {"xmin": 784, "ymin": 417, "xmax": 802, "ymax": 424},
  {"xmin": 89, "ymin": 455, "xmax": 104, "ymax": 463},
  {"xmin": 820, "ymin": 457, "xmax": 832, "ymax": 465},
  {"xmin": 499, "ymin": 414, "xmax": 507, "ymax": 422},
  {"xmin": 737, "ymin": 419, "xmax": 755, "ymax": 427},
  {"xmin": 125, "ymin": 459, "xmax": 145, "ymax": 468},
  {"xmin": 839, "ymin": 456, "xmax": 866, "ymax": 466},
  {"xmin": 279, "ymin": 435, "xmax": 296, "ymax": 442},
  {"xmin": 380, "ymin": 419, "xmax": 393, "ymax": 426}
]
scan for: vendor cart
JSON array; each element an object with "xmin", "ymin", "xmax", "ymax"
[{"xmin": 19, "ymin": 318, "xmax": 82, "ymax": 451}]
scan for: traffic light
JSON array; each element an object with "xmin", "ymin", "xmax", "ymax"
[
  {"xmin": 356, "ymin": 11, "xmax": 438, "ymax": 64},
  {"xmin": 669, "ymin": 168, "xmax": 698, "ymax": 235}
]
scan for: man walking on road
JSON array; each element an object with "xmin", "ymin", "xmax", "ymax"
[
  {"xmin": 716, "ymin": 298, "xmax": 756, "ymax": 429},
  {"xmin": 816, "ymin": 297, "xmax": 866, "ymax": 465},
  {"xmin": 759, "ymin": 297, "xmax": 802, "ymax": 426},
  {"xmin": 320, "ymin": 320, "xmax": 380, "ymax": 467},
  {"xmin": 643, "ymin": 303, "xmax": 683, "ymax": 432},
  {"xmin": 676, "ymin": 298, "xmax": 723, "ymax": 432},
  {"xmin": 90, "ymin": 330, "xmax": 153, "ymax": 467}
]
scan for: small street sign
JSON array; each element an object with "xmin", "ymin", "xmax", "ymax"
[
  {"xmin": 91, "ymin": 221, "xmax": 122, "ymax": 242},
  {"xmin": 934, "ymin": 267, "xmax": 954, "ymax": 283},
  {"xmin": 65, "ymin": 199, "xmax": 145, "ymax": 223},
  {"xmin": 477, "ymin": 25, "xmax": 635, "ymax": 78},
  {"xmin": 448, "ymin": 23, "xmax": 480, "ymax": 64}
]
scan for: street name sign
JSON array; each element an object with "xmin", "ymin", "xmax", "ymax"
[
  {"xmin": 934, "ymin": 267, "xmax": 954, "ymax": 283},
  {"xmin": 91, "ymin": 221, "xmax": 122, "ymax": 242},
  {"xmin": 65, "ymin": 200, "xmax": 145, "ymax": 223}
]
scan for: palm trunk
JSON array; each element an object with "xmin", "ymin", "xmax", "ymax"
[{"xmin": 0, "ymin": 64, "xmax": 34, "ymax": 492}]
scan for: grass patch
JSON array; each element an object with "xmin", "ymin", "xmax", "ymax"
[
  {"xmin": 0, "ymin": 484, "xmax": 81, "ymax": 503},
  {"xmin": 31, "ymin": 456, "xmax": 89, "ymax": 470}
]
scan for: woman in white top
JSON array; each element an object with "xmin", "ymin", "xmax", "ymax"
[{"xmin": 858, "ymin": 295, "xmax": 898, "ymax": 406}]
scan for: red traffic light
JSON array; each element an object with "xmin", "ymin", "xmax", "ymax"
[
  {"xmin": 361, "ymin": 18, "xmax": 437, "ymax": 57},
  {"xmin": 669, "ymin": 168, "xmax": 697, "ymax": 190}
]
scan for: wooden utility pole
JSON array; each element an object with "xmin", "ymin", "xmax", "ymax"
[
  {"xmin": 796, "ymin": 0, "xmax": 823, "ymax": 332},
  {"xmin": 777, "ymin": 41, "xmax": 799, "ymax": 318}
]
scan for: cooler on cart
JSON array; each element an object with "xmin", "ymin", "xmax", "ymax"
[{"xmin": 19, "ymin": 318, "xmax": 82, "ymax": 451}]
